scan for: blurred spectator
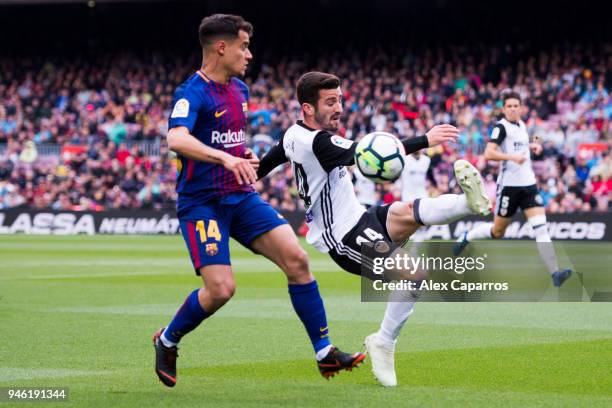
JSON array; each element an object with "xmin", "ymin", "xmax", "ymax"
[{"xmin": 1, "ymin": 43, "xmax": 610, "ymax": 212}]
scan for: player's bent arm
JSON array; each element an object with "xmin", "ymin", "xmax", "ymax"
[
  {"xmin": 425, "ymin": 124, "xmax": 459, "ymax": 148},
  {"xmin": 257, "ymin": 142, "xmax": 288, "ymax": 179},
  {"xmin": 402, "ymin": 135, "xmax": 429, "ymax": 154},
  {"xmin": 312, "ymin": 128, "xmax": 445, "ymax": 172},
  {"xmin": 312, "ymin": 132, "xmax": 357, "ymax": 172},
  {"xmin": 167, "ymin": 126, "xmax": 257, "ymax": 184},
  {"xmin": 167, "ymin": 127, "xmax": 229, "ymax": 164},
  {"xmin": 484, "ymin": 142, "xmax": 519, "ymax": 162},
  {"xmin": 402, "ymin": 124, "xmax": 459, "ymax": 154}
]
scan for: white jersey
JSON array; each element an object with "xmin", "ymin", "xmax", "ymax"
[
  {"xmin": 282, "ymin": 122, "xmax": 366, "ymax": 252},
  {"xmin": 490, "ymin": 118, "xmax": 537, "ymax": 187},
  {"xmin": 400, "ymin": 154, "xmax": 430, "ymax": 201},
  {"xmin": 353, "ymin": 168, "xmax": 377, "ymax": 206}
]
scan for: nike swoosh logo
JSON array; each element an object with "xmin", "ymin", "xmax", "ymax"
[
  {"xmin": 157, "ymin": 369, "xmax": 176, "ymax": 384},
  {"xmin": 320, "ymin": 326, "xmax": 328, "ymax": 332},
  {"xmin": 223, "ymin": 142, "xmax": 244, "ymax": 148},
  {"xmin": 215, "ymin": 109, "xmax": 228, "ymax": 118}
]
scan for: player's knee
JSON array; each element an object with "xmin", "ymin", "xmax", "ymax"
[
  {"xmin": 210, "ymin": 281, "xmax": 236, "ymax": 304},
  {"xmin": 288, "ymin": 247, "xmax": 309, "ymax": 273},
  {"xmin": 283, "ymin": 247, "xmax": 310, "ymax": 280}
]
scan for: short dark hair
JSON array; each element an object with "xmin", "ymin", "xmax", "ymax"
[
  {"xmin": 502, "ymin": 91, "xmax": 521, "ymax": 105},
  {"xmin": 198, "ymin": 14, "xmax": 253, "ymax": 49},
  {"xmin": 296, "ymin": 72, "xmax": 341, "ymax": 106}
]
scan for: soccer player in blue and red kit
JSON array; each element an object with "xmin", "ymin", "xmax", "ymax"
[{"xmin": 153, "ymin": 14, "xmax": 365, "ymax": 387}]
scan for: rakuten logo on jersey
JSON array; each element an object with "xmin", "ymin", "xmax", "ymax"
[{"xmin": 211, "ymin": 129, "xmax": 246, "ymax": 148}]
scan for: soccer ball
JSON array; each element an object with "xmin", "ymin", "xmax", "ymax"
[{"xmin": 354, "ymin": 132, "xmax": 406, "ymax": 183}]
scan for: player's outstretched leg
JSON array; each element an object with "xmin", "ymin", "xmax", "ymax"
[
  {"xmin": 410, "ymin": 160, "xmax": 490, "ymax": 231},
  {"xmin": 525, "ymin": 210, "xmax": 573, "ymax": 287},
  {"xmin": 153, "ymin": 265, "xmax": 232, "ymax": 387},
  {"xmin": 365, "ymin": 289, "xmax": 416, "ymax": 387},
  {"xmin": 451, "ymin": 159, "xmax": 506, "ymax": 255},
  {"xmin": 372, "ymin": 160, "xmax": 490, "ymax": 386},
  {"xmin": 251, "ymin": 224, "xmax": 366, "ymax": 378},
  {"xmin": 388, "ymin": 159, "xmax": 491, "ymax": 243},
  {"xmin": 153, "ymin": 286, "xmax": 214, "ymax": 387},
  {"xmin": 153, "ymin": 288, "xmax": 211, "ymax": 387},
  {"xmin": 453, "ymin": 159, "xmax": 491, "ymax": 216}
]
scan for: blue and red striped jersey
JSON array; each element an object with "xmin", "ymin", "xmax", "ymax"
[{"xmin": 168, "ymin": 70, "xmax": 253, "ymax": 213}]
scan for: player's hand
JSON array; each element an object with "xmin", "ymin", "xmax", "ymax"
[
  {"xmin": 512, "ymin": 154, "xmax": 526, "ymax": 165},
  {"xmin": 222, "ymin": 153, "xmax": 258, "ymax": 185},
  {"xmin": 425, "ymin": 124, "xmax": 459, "ymax": 147},
  {"xmin": 530, "ymin": 143, "xmax": 543, "ymax": 155},
  {"xmin": 245, "ymin": 148, "xmax": 260, "ymax": 171}
]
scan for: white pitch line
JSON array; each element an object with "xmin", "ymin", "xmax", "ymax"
[
  {"xmin": 0, "ymin": 242, "xmax": 180, "ymax": 251},
  {"xmin": 0, "ymin": 259, "xmax": 188, "ymax": 268},
  {"xmin": 0, "ymin": 368, "xmax": 111, "ymax": 382},
  {"xmin": 0, "ymin": 259, "xmax": 340, "ymax": 279},
  {"xmin": 36, "ymin": 299, "xmax": 612, "ymax": 332}
]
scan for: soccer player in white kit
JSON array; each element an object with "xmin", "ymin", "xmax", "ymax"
[
  {"xmin": 399, "ymin": 150, "xmax": 433, "ymax": 244},
  {"xmin": 353, "ymin": 166, "xmax": 377, "ymax": 208},
  {"xmin": 258, "ymin": 72, "xmax": 492, "ymax": 386},
  {"xmin": 453, "ymin": 92, "xmax": 572, "ymax": 287}
]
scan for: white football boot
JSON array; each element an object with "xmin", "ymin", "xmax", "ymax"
[
  {"xmin": 453, "ymin": 159, "xmax": 491, "ymax": 216},
  {"xmin": 364, "ymin": 332, "xmax": 397, "ymax": 387}
]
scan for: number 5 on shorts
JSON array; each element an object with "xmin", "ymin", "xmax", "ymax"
[
  {"xmin": 195, "ymin": 219, "xmax": 222, "ymax": 242},
  {"xmin": 500, "ymin": 196, "xmax": 510, "ymax": 209}
]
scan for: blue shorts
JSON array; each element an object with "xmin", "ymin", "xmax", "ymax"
[{"xmin": 179, "ymin": 192, "xmax": 288, "ymax": 274}]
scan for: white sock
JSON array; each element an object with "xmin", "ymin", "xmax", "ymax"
[
  {"xmin": 160, "ymin": 331, "xmax": 178, "ymax": 348},
  {"xmin": 410, "ymin": 226, "xmax": 427, "ymax": 242},
  {"xmin": 407, "ymin": 227, "xmax": 426, "ymax": 257},
  {"xmin": 378, "ymin": 290, "xmax": 415, "ymax": 346},
  {"xmin": 466, "ymin": 222, "xmax": 493, "ymax": 241},
  {"xmin": 414, "ymin": 194, "xmax": 471, "ymax": 225},
  {"xmin": 530, "ymin": 215, "xmax": 559, "ymax": 274},
  {"xmin": 316, "ymin": 344, "xmax": 334, "ymax": 361}
]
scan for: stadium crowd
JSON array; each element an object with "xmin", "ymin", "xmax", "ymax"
[{"xmin": 1, "ymin": 43, "xmax": 611, "ymax": 212}]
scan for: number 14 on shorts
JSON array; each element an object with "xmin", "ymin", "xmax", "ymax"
[
  {"xmin": 195, "ymin": 219, "xmax": 222, "ymax": 242},
  {"xmin": 356, "ymin": 227, "xmax": 384, "ymax": 246}
]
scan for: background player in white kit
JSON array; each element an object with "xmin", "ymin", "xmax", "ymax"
[
  {"xmin": 353, "ymin": 164, "xmax": 377, "ymax": 208},
  {"xmin": 257, "ymin": 72, "xmax": 492, "ymax": 387},
  {"xmin": 399, "ymin": 150, "xmax": 434, "ymax": 244},
  {"xmin": 453, "ymin": 92, "xmax": 572, "ymax": 287}
]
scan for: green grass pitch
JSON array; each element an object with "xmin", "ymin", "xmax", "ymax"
[{"xmin": 1, "ymin": 235, "xmax": 611, "ymax": 407}]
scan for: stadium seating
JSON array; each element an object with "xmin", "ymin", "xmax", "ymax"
[{"xmin": 0, "ymin": 44, "xmax": 610, "ymax": 212}]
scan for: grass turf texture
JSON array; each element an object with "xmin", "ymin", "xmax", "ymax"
[{"xmin": 0, "ymin": 235, "xmax": 611, "ymax": 407}]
